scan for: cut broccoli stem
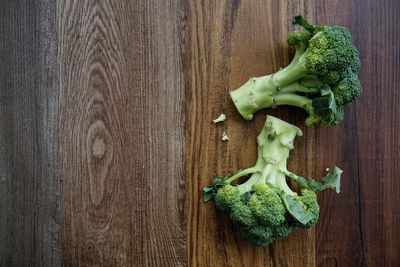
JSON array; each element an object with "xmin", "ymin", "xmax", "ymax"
[
  {"xmin": 265, "ymin": 164, "xmax": 296, "ymax": 196},
  {"xmin": 272, "ymin": 57, "xmax": 308, "ymax": 87},
  {"xmin": 225, "ymin": 167, "xmax": 259, "ymax": 184},
  {"xmin": 229, "ymin": 78, "xmax": 275, "ymax": 120},
  {"xmin": 230, "ymin": 58, "xmax": 311, "ymax": 120},
  {"xmin": 230, "ymin": 89, "xmax": 313, "ymax": 121},
  {"xmin": 236, "ymin": 173, "xmax": 263, "ymax": 195},
  {"xmin": 298, "ymin": 75, "xmax": 325, "ymax": 88},
  {"xmin": 273, "ymin": 94, "xmax": 312, "ymax": 109},
  {"xmin": 276, "ymin": 82, "xmax": 320, "ymax": 94},
  {"xmin": 233, "ymin": 164, "xmax": 297, "ymax": 196},
  {"xmin": 224, "ymin": 116, "xmax": 302, "ymax": 196},
  {"xmin": 276, "ymin": 46, "xmax": 306, "ymax": 75}
]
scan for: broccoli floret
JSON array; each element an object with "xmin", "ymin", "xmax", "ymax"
[
  {"xmin": 248, "ymin": 185, "xmax": 286, "ymax": 226},
  {"xmin": 236, "ymin": 224, "xmax": 274, "ymax": 246},
  {"xmin": 296, "ymin": 189, "xmax": 320, "ymax": 227},
  {"xmin": 331, "ymin": 73, "xmax": 362, "ymax": 106},
  {"xmin": 280, "ymin": 189, "xmax": 319, "ymax": 228},
  {"xmin": 229, "ymin": 16, "xmax": 362, "ymax": 126},
  {"xmin": 230, "ymin": 202, "xmax": 258, "ymax": 226},
  {"xmin": 273, "ymin": 222, "xmax": 295, "ymax": 239},
  {"xmin": 203, "ymin": 115, "xmax": 342, "ymax": 246},
  {"xmin": 214, "ymin": 184, "xmax": 241, "ymax": 211}
]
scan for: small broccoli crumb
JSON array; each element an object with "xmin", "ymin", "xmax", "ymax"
[
  {"xmin": 213, "ymin": 113, "xmax": 227, "ymax": 123},
  {"xmin": 221, "ymin": 132, "xmax": 230, "ymax": 141}
]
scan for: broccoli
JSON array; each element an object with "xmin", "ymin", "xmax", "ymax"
[
  {"xmin": 203, "ymin": 115, "xmax": 342, "ymax": 246},
  {"xmin": 230, "ymin": 16, "xmax": 362, "ymax": 126},
  {"xmin": 213, "ymin": 113, "xmax": 227, "ymax": 123}
]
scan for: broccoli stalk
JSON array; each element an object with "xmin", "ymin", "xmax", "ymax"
[
  {"xmin": 230, "ymin": 16, "xmax": 362, "ymax": 126},
  {"xmin": 203, "ymin": 115, "xmax": 342, "ymax": 246},
  {"xmin": 222, "ymin": 118, "xmax": 301, "ymax": 196}
]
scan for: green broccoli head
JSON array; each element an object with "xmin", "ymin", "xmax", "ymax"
[
  {"xmin": 272, "ymin": 222, "xmax": 295, "ymax": 239},
  {"xmin": 305, "ymin": 99, "xmax": 345, "ymax": 126},
  {"xmin": 214, "ymin": 184, "xmax": 241, "ymax": 212},
  {"xmin": 304, "ymin": 26, "xmax": 360, "ymax": 77},
  {"xmin": 291, "ymin": 15, "xmax": 360, "ymax": 78},
  {"xmin": 332, "ymin": 73, "xmax": 362, "ymax": 106},
  {"xmin": 230, "ymin": 201, "xmax": 258, "ymax": 226},
  {"xmin": 287, "ymin": 30, "xmax": 312, "ymax": 51},
  {"xmin": 248, "ymin": 184, "xmax": 286, "ymax": 226},
  {"xmin": 230, "ymin": 16, "xmax": 362, "ymax": 126},
  {"xmin": 203, "ymin": 116, "xmax": 342, "ymax": 246},
  {"xmin": 236, "ymin": 224, "xmax": 275, "ymax": 246}
]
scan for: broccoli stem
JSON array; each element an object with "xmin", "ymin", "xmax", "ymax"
[
  {"xmin": 297, "ymin": 75, "xmax": 325, "ymax": 88},
  {"xmin": 264, "ymin": 163, "xmax": 296, "ymax": 195},
  {"xmin": 226, "ymin": 116, "xmax": 302, "ymax": 196},
  {"xmin": 233, "ymin": 163, "xmax": 296, "ymax": 196},
  {"xmin": 292, "ymin": 15, "xmax": 316, "ymax": 32},
  {"xmin": 272, "ymin": 58, "xmax": 308, "ymax": 87},
  {"xmin": 236, "ymin": 173, "xmax": 263, "ymax": 195},
  {"xmin": 273, "ymin": 94, "xmax": 312, "ymax": 109},
  {"xmin": 230, "ymin": 89, "xmax": 313, "ymax": 121},
  {"xmin": 276, "ymin": 82, "xmax": 320, "ymax": 94},
  {"xmin": 283, "ymin": 170, "xmax": 302, "ymax": 184},
  {"xmin": 230, "ymin": 58, "xmax": 310, "ymax": 120},
  {"xmin": 225, "ymin": 167, "xmax": 259, "ymax": 184}
]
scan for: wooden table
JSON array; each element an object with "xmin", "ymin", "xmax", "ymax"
[{"xmin": 1, "ymin": 0, "xmax": 399, "ymax": 266}]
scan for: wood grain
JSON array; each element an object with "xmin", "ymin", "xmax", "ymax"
[
  {"xmin": 59, "ymin": 1, "xmax": 187, "ymax": 266},
  {"xmin": 0, "ymin": 0, "xmax": 60, "ymax": 266},
  {"xmin": 0, "ymin": 0, "xmax": 399, "ymax": 266},
  {"xmin": 186, "ymin": 1, "xmax": 318, "ymax": 266},
  {"xmin": 314, "ymin": 0, "xmax": 400, "ymax": 266}
]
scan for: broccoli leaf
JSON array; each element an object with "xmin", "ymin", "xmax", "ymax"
[
  {"xmin": 312, "ymin": 88, "xmax": 337, "ymax": 116},
  {"xmin": 203, "ymin": 176, "xmax": 229, "ymax": 202},
  {"xmin": 287, "ymin": 167, "xmax": 342, "ymax": 193},
  {"xmin": 292, "ymin": 15, "xmax": 315, "ymax": 32},
  {"xmin": 295, "ymin": 176, "xmax": 323, "ymax": 191},
  {"xmin": 241, "ymin": 192, "xmax": 252, "ymax": 202},
  {"xmin": 322, "ymin": 166, "xmax": 342, "ymax": 193},
  {"xmin": 280, "ymin": 193, "xmax": 313, "ymax": 225}
]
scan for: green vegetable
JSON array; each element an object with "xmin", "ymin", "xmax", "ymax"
[
  {"xmin": 203, "ymin": 115, "xmax": 342, "ymax": 246},
  {"xmin": 230, "ymin": 16, "xmax": 362, "ymax": 126}
]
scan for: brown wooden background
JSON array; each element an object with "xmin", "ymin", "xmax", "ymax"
[{"xmin": 0, "ymin": 0, "xmax": 399, "ymax": 266}]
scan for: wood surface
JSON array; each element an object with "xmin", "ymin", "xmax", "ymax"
[
  {"xmin": 58, "ymin": 1, "xmax": 187, "ymax": 266},
  {"xmin": 0, "ymin": 1, "xmax": 60, "ymax": 266},
  {"xmin": 0, "ymin": 0, "xmax": 399, "ymax": 266},
  {"xmin": 186, "ymin": 1, "xmax": 318, "ymax": 266},
  {"xmin": 314, "ymin": 1, "xmax": 400, "ymax": 266}
]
